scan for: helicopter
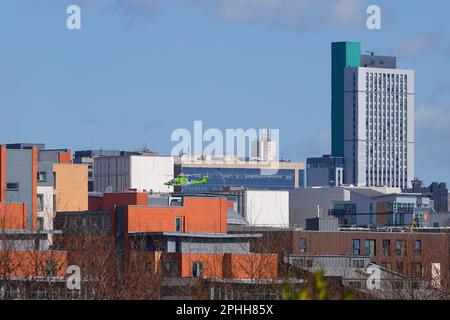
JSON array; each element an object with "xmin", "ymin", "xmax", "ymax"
[{"xmin": 164, "ymin": 175, "xmax": 208, "ymax": 187}]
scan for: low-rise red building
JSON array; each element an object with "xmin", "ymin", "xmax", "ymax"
[
  {"xmin": 81, "ymin": 192, "xmax": 278, "ymax": 280},
  {"xmin": 0, "ymin": 145, "xmax": 68, "ymax": 280}
]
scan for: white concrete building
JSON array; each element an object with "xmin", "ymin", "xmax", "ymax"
[
  {"xmin": 344, "ymin": 64, "xmax": 414, "ymax": 189},
  {"xmin": 36, "ymin": 186, "xmax": 54, "ymax": 232},
  {"xmin": 94, "ymin": 155, "xmax": 174, "ymax": 193},
  {"xmin": 243, "ymin": 190, "xmax": 289, "ymax": 227},
  {"xmin": 251, "ymin": 129, "xmax": 278, "ymax": 162},
  {"xmin": 36, "ymin": 185, "xmax": 54, "ymax": 245},
  {"xmin": 289, "ymin": 186, "xmax": 430, "ymax": 229}
]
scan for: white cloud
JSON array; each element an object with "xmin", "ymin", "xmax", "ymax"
[
  {"xmin": 115, "ymin": 0, "xmax": 369, "ymax": 30},
  {"xmin": 216, "ymin": 0, "xmax": 310, "ymax": 23},
  {"xmin": 416, "ymin": 105, "xmax": 450, "ymax": 137},
  {"xmin": 415, "ymin": 104, "xmax": 450, "ymax": 180},
  {"xmin": 216, "ymin": 0, "xmax": 368, "ymax": 29},
  {"xmin": 392, "ymin": 33, "xmax": 441, "ymax": 58},
  {"xmin": 330, "ymin": 0, "xmax": 366, "ymax": 27}
]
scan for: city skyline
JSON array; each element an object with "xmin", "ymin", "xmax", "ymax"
[{"xmin": 1, "ymin": 0, "xmax": 449, "ymax": 186}]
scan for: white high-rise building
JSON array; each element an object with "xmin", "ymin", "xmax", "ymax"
[
  {"xmin": 251, "ymin": 129, "xmax": 277, "ymax": 162},
  {"xmin": 343, "ymin": 58, "xmax": 414, "ymax": 189}
]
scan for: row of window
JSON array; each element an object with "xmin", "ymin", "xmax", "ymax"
[
  {"xmin": 352, "ymin": 239, "xmax": 422, "ymax": 257},
  {"xmin": 298, "ymin": 238, "xmax": 422, "ymax": 257}
]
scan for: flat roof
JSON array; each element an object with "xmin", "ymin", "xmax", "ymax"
[{"xmin": 128, "ymin": 232, "xmax": 263, "ymax": 239}]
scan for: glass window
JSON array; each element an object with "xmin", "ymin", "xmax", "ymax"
[
  {"xmin": 6, "ymin": 183, "xmax": 19, "ymax": 191},
  {"xmin": 396, "ymin": 240, "xmax": 407, "ymax": 257},
  {"xmin": 37, "ymin": 194, "xmax": 44, "ymax": 212},
  {"xmin": 414, "ymin": 240, "xmax": 422, "ymax": 256},
  {"xmin": 175, "ymin": 217, "xmax": 183, "ymax": 232},
  {"xmin": 352, "ymin": 259, "xmax": 365, "ymax": 268},
  {"xmin": 37, "ymin": 171, "xmax": 47, "ymax": 182},
  {"xmin": 44, "ymin": 259, "xmax": 57, "ymax": 278},
  {"xmin": 299, "ymin": 238, "xmax": 306, "ymax": 252},
  {"xmin": 299, "ymin": 238, "xmax": 307, "ymax": 253},
  {"xmin": 180, "ymin": 167, "xmax": 297, "ymax": 192},
  {"xmin": 192, "ymin": 261, "xmax": 203, "ymax": 278},
  {"xmin": 349, "ymin": 281, "xmax": 362, "ymax": 289},
  {"xmin": 53, "ymin": 195, "xmax": 57, "ymax": 214},
  {"xmin": 365, "ymin": 239, "xmax": 376, "ymax": 256},
  {"xmin": 53, "ymin": 172, "xmax": 57, "ymax": 189},
  {"xmin": 412, "ymin": 263, "xmax": 423, "ymax": 277},
  {"xmin": 37, "ymin": 217, "xmax": 44, "ymax": 231},
  {"xmin": 382, "ymin": 239, "xmax": 391, "ymax": 256},
  {"xmin": 353, "ymin": 239, "xmax": 361, "ymax": 255}
]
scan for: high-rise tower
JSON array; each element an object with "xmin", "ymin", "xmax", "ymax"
[
  {"xmin": 332, "ymin": 42, "xmax": 415, "ymax": 188},
  {"xmin": 331, "ymin": 42, "xmax": 361, "ymax": 158}
]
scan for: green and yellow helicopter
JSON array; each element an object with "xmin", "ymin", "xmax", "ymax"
[{"xmin": 164, "ymin": 175, "xmax": 208, "ymax": 187}]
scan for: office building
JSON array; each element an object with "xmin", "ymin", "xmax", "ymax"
[
  {"xmin": 93, "ymin": 154, "xmax": 174, "ymax": 193},
  {"xmin": 332, "ymin": 42, "xmax": 361, "ymax": 158},
  {"xmin": 81, "ymin": 191, "xmax": 278, "ymax": 280},
  {"xmin": 251, "ymin": 129, "xmax": 277, "ymax": 162},
  {"xmin": 74, "ymin": 150, "xmax": 121, "ymax": 192},
  {"xmin": 0, "ymin": 145, "xmax": 38, "ymax": 230},
  {"xmin": 306, "ymin": 155, "xmax": 344, "ymax": 187},
  {"xmin": 205, "ymin": 188, "xmax": 290, "ymax": 228},
  {"xmin": 2, "ymin": 143, "xmax": 88, "ymax": 233},
  {"xmin": 74, "ymin": 149, "xmax": 160, "ymax": 192},
  {"xmin": 0, "ymin": 145, "xmax": 68, "ymax": 280},
  {"xmin": 250, "ymin": 227, "xmax": 448, "ymax": 293},
  {"xmin": 177, "ymin": 155, "xmax": 304, "ymax": 192},
  {"xmin": 404, "ymin": 178, "xmax": 448, "ymax": 213},
  {"xmin": 331, "ymin": 42, "xmax": 415, "ymax": 189},
  {"xmin": 289, "ymin": 186, "xmax": 431, "ymax": 228}
]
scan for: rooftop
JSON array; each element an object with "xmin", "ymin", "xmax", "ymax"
[{"xmin": 128, "ymin": 231, "xmax": 263, "ymax": 239}]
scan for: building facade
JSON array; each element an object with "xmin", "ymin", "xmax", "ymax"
[
  {"xmin": 207, "ymin": 188, "xmax": 290, "ymax": 228},
  {"xmin": 37, "ymin": 162, "xmax": 55, "ymax": 232},
  {"xmin": 331, "ymin": 41, "xmax": 361, "ymax": 158},
  {"xmin": 93, "ymin": 154, "xmax": 174, "ymax": 193},
  {"xmin": 306, "ymin": 155, "xmax": 344, "ymax": 187},
  {"xmin": 405, "ymin": 178, "xmax": 448, "ymax": 214},
  {"xmin": 0, "ymin": 145, "xmax": 37, "ymax": 230},
  {"xmin": 0, "ymin": 145, "xmax": 68, "ymax": 281},
  {"xmin": 74, "ymin": 150, "xmax": 122, "ymax": 192},
  {"xmin": 289, "ymin": 186, "xmax": 431, "ymax": 229},
  {"xmin": 84, "ymin": 192, "xmax": 278, "ymax": 280},
  {"xmin": 251, "ymin": 129, "xmax": 277, "ymax": 162},
  {"xmin": 332, "ymin": 42, "xmax": 415, "ymax": 189},
  {"xmin": 178, "ymin": 155, "xmax": 304, "ymax": 192},
  {"xmin": 344, "ymin": 63, "xmax": 414, "ymax": 188},
  {"xmin": 1, "ymin": 143, "xmax": 89, "ymax": 231},
  {"xmin": 252, "ymin": 229, "xmax": 449, "ymax": 288},
  {"xmin": 53, "ymin": 163, "xmax": 88, "ymax": 212}
]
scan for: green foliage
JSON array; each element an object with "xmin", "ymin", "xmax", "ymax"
[{"xmin": 281, "ymin": 269, "xmax": 353, "ymax": 300}]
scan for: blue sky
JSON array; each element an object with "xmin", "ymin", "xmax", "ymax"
[{"xmin": 0, "ymin": 0, "xmax": 449, "ymax": 185}]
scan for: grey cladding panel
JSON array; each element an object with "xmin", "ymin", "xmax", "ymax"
[{"xmin": 6, "ymin": 150, "xmax": 33, "ymax": 229}]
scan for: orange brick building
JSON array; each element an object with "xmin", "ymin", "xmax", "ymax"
[
  {"xmin": 0, "ymin": 144, "xmax": 69, "ymax": 280},
  {"xmin": 86, "ymin": 192, "xmax": 278, "ymax": 280},
  {"xmin": 53, "ymin": 163, "xmax": 88, "ymax": 212}
]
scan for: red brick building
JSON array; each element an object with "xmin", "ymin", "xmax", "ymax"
[{"xmin": 83, "ymin": 192, "xmax": 278, "ymax": 280}]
